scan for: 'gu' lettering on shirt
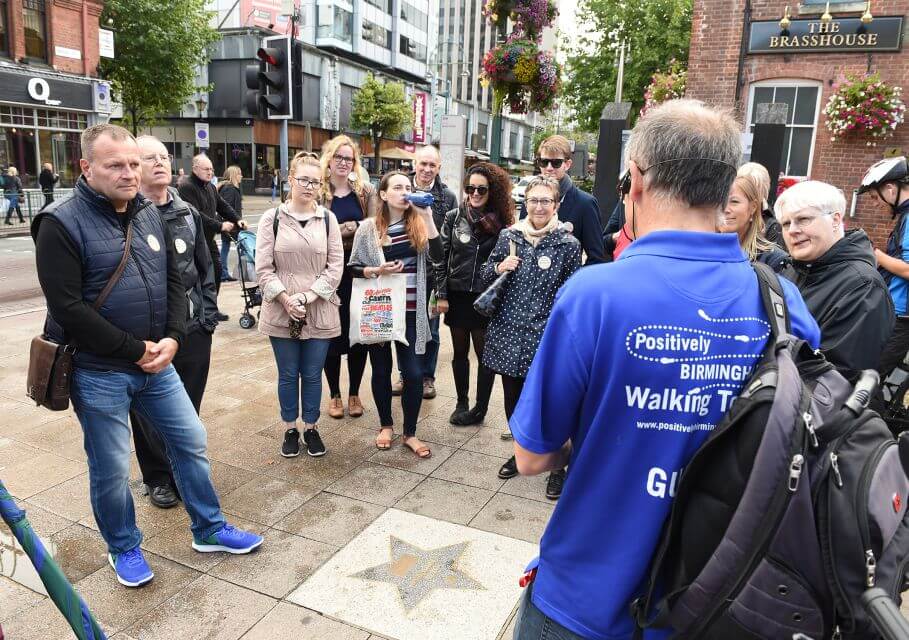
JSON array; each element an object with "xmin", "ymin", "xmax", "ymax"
[{"xmin": 510, "ymin": 231, "xmax": 821, "ymax": 640}]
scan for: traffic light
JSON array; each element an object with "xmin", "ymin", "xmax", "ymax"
[{"xmin": 245, "ymin": 35, "xmax": 293, "ymax": 120}]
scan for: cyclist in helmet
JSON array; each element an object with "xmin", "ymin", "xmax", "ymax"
[{"xmin": 861, "ymin": 156, "xmax": 909, "ymax": 381}]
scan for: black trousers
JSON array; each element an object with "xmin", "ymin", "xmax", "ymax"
[
  {"xmin": 130, "ymin": 330, "xmax": 212, "ymax": 488},
  {"xmin": 878, "ymin": 316, "xmax": 909, "ymax": 381},
  {"xmin": 211, "ymin": 249, "xmax": 222, "ymax": 293}
]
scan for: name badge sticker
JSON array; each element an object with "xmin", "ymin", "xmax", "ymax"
[
  {"xmin": 538, "ymin": 255, "xmax": 552, "ymax": 270},
  {"xmin": 174, "ymin": 238, "xmax": 187, "ymax": 254},
  {"xmin": 147, "ymin": 234, "xmax": 161, "ymax": 252},
  {"xmin": 459, "ymin": 232, "xmax": 471, "ymax": 244}
]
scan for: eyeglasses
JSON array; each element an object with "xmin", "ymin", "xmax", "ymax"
[
  {"xmin": 141, "ymin": 154, "xmax": 174, "ymax": 165},
  {"xmin": 332, "ymin": 154, "xmax": 355, "ymax": 165},
  {"xmin": 526, "ymin": 198, "xmax": 555, "ymax": 209},
  {"xmin": 292, "ymin": 177, "xmax": 322, "ymax": 188},
  {"xmin": 465, "ymin": 185, "xmax": 489, "ymax": 196},
  {"xmin": 536, "ymin": 158, "xmax": 566, "ymax": 169},
  {"xmin": 780, "ymin": 211, "xmax": 834, "ymax": 232}
]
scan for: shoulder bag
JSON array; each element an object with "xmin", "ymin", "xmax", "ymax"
[
  {"xmin": 26, "ymin": 222, "xmax": 135, "ymax": 411},
  {"xmin": 473, "ymin": 240, "xmax": 516, "ymax": 318}
]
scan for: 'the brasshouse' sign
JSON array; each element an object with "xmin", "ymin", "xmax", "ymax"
[{"xmin": 749, "ymin": 16, "xmax": 903, "ymax": 54}]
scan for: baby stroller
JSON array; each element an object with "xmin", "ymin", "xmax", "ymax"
[{"xmin": 235, "ymin": 229, "xmax": 261, "ymax": 329}]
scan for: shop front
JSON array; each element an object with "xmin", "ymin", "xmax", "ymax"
[{"xmin": 0, "ymin": 67, "xmax": 111, "ymax": 189}]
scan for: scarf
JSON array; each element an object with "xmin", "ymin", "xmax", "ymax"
[
  {"xmin": 467, "ymin": 205, "xmax": 503, "ymax": 238},
  {"xmin": 512, "ymin": 214, "xmax": 560, "ymax": 247}
]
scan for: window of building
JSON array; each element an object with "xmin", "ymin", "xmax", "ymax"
[
  {"xmin": 23, "ymin": 0, "xmax": 47, "ymax": 61},
  {"xmin": 399, "ymin": 35, "xmax": 426, "ymax": 61},
  {"xmin": 400, "ymin": 2, "xmax": 428, "ymax": 31},
  {"xmin": 318, "ymin": 5, "xmax": 353, "ymax": 42},
  {"xmin": 746, "ymin": 80, "xmax": 821, "ymax": 178},
  {"xmin": 362, "ymin": 20, "xmax": 391, "ymax": 49},
  {"xmin": 365, "ymin": 0, "xmax": 391, "ymax": 11},
  {"xmin": 0, "ymin": 1, "xmax": 8, "ymax": 56}
]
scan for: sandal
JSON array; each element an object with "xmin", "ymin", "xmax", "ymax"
[
  {"xmin": 403, "ymin": 436, "xmax": 432, "ymax": 459},
  {"xmin": 376, "ymin": 427, "xmax": 394, "ymax": 450}
]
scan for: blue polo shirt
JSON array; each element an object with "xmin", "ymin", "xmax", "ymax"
[
  {"xmin": 510, "ymin": 231, "xmax": 820, "ymax": 640},
  {"xmin": 887, "ymin": 210, "xmax": 909, "ymax": 315}
]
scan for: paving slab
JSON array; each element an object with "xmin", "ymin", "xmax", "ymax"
[
  {"xmin": 240, "ymin": 601, "xmax": 370, "ymax": 640},
  {"xmin": 430, "ymin": 449, "xmax": 509, "ymax": 492},
  {"xmin": 469, "ymin": 493, "xmax": 554, "ymax": 544},
  {"xmin": 326, "ymin": 462, "xmax": 424, "ymax": 507},
  {"xmin": 221, "ymin": 475, "xmax": 321, "ymax": 526},
  {"xmin": 394, "ymin": 477, "xmax": 495, "ymax": 526},
  {"xmin": 288, "ymin": 508, "xmax": 535, "ymax": 640},
  {"xmin": 274, "ymin": 492, "xmax": 386, "ymax": 547}
]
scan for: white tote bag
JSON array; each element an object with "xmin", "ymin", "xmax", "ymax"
[{"xmin": 349, "ymin": 274, "xmax": 408, "ymax": 346}]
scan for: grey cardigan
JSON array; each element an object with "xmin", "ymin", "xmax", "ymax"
[{"xmin": 348, "ymin": 217, "xmax": 442, "ymax": 354}]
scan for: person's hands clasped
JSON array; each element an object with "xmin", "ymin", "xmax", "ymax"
[
  {"xmin": 221, "ymin": 221, "xmax": 235, "ymax": 233},
  {"xmin": 497, "ymin": 255, "xmax": 521, "ymax": 273},
  {"xmin": 139, "ymin": 338, "xmax": 179, "ymax": 374},
  {"xmin": 373, "ymin": 260, "xmax": 404, "ymax": 277},
  {"xmin": 135, "ymin": 340, "xmax": 157, "ymax": 367},
  {"xmin": 283, "ymin": 293, "xmax": 308, "ymax": 320},
  {"xmin": 436, "ymin": 299, "xmax": 449, "ymax": 314}
]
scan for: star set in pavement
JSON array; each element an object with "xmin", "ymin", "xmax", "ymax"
[{"xmin": 351, "ymin": 536, "xmax": 486, "ymax": 612}]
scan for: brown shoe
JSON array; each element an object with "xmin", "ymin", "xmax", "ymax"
[
  {"xmin": 328, "ymin": 396, "xmax": 344, "ymax": 419},
  {"xmin": 423, "ymin": 378, "xmax": 437, "ymax": 399},
  {"xmin": 348, "ymin": 395, "xmax": 363, "ymax": 418},
  {"xmin": 391, "ymin": 376, "xmax": 404, "ymax": 396}
]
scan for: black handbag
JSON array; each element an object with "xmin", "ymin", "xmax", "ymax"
[{"xmin": 473, "ymin": 240, "xmax": 516, "ymax": 318}]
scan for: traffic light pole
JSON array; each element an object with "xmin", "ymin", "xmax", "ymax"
[
  {"xmin": 280, "ymin": 119, "xmax": 289, "ymax": 198},
  {"xmin": 489, "ymin": 24, "xmax": 507, "ymax": 167}
]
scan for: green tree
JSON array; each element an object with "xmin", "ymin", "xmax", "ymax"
[
  {"xmin": 350, "ymin": 74, "xmax": 414, "ymax": 173},
  {"xmin": 563, "ymin": 0, "xmax": 692, "ymax": 131},
  {"xmin": 99, "ymin": 0, "xmax": 220, "ymax": 135}
]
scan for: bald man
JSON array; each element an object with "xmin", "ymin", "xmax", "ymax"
[{"xmin": 178, "ymin": 154, "xmax": 243, "ymax": 320}]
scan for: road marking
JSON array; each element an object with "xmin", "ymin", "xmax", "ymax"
[{"xmin": 0, "ymin": 306, "xmax": 46, "ymax": 319}]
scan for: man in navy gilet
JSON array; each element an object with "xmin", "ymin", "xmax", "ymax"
[
  {"xmin": 33, "ymin": 124, "xmax": 262, "ymax": 589},
  {"xmin": 507, "ymin": 101, "xmax": 820, "ymax": 639}
]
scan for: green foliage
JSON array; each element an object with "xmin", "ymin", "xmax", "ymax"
[
  {"xmin": 99, "ymin": 0, "xmax": 220, "ymax": 135},
  {"xmin": 563, "ymin": 0, "xmax": 692, "ymax": 131},
  {"xmin": 350, "ymin": 74, "xmax": 414, "ymax": 170}
]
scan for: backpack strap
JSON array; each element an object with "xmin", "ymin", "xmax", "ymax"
[{"xmin": 752, "ymin": 261, "xmax": 790, "ymax": 340}]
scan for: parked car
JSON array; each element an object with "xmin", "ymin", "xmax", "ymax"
[{"xmin": 511, "ymin": 176, "xmax": 533, "ymax": 204}]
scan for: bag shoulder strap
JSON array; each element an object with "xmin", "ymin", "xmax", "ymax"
[
  {"xmin": 93, "ymin": 221, "xmax": 134, "ymax": 311},
  {"xmin": 752, "ymin": 261, "xmax": 790, "ymax": 339}
]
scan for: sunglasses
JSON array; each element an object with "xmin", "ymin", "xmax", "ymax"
[
  {"xmin": 537, "ymin": 158, "xmax": 566, "ymax": 169},
  {"xmin": 617, "ymin": 170, "xmax": 631, "ymax": 196},
  {"xmin": 465, "ymin": 185, "xmax": 489, "ymax": 196}
]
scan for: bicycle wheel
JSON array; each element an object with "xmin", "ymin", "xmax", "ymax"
[{"xmin": 883, "ymin": 376, "xmax": 909, "ymax": 435}]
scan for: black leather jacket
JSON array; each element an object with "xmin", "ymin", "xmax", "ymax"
[{"xmin": 436, "ymin": 205, "xmax": 499, "ymax": 298}]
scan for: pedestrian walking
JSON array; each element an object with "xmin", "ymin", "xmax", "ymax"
[
  {"xmin": 320, "ymin": 137, "xmax": 377, "ymax": 421},
  {"xmin": 507, "ymin": 100, "xmax": 819, "ymax": 640},
  {"xmin": 720, "ymin": 175, "xmax": 792, "ymax": 275},
  {"xmin": 217, "ymin": 165, "xmax": 244, "ymax": 282},
  {"xmin": 391, "ymin": 145, "xmax": 458, "ymax": 400},
  {"xmin": 484, "ymin": 176, "xmax": 581, "ymax": 500},
  {"xmin": 129, "ymin": 135, "xmax": 219, "ymax": 509},
  {"xmin": 3, "ymin": 166, "xmax": 24, "ymax": 224},
  {"xmin": 271, "ymin": 168, "xmax": 280, "ymax": 203},
  {"xmin": 348, "ymin": 171, "xmax": 442, "ymax": 458},
  {"xmin": 39, "ymin": 163, "xmax": 59, "ymax": 208},
  {"xmin": 778, "ymin": 180, "xmax": 894, "ymax": 383},
  {"xmin": 524, "ymin": 135, "xmax": 605, "ymax": 264},
  {"xmin": 178, "ymin": 153, "xmax": 245, "ymax": 320},
  {"xmin": 32, "ymin": 124, "xmax": 262, "ymax": 589},
  {"xmin": 256, "ymin": 153, "xmax": 344, "ymax": 458},
  {"xmin": 435, "ymin": 162, "xmax": 514, "ymax": 426}
]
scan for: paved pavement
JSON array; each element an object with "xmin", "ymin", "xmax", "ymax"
[{"xmin": 0, "ymin": 278, "xmax": 547, "ymax": 639}]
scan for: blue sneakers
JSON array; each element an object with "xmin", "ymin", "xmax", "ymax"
[
  {"xmin": 108, "ymin": 548, "xmax": 154, "ymax": 587},
  {"xmin": 192, "ymin": 524, "xmax": 263, "ymax": 554}
]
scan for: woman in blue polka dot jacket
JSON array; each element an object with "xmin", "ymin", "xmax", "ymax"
[{"xmin": 482, "ymin": 176, "xmax": 581, "ymax": 496}]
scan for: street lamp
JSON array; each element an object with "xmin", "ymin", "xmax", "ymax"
[
  {"xmin": 426, "ymin": 40, "xmax": 470, "ymax": 142},
  {"xmin": 194, "ymin": 96, "xmax": 208, "ymax": 117}
]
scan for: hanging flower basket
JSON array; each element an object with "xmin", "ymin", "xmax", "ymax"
[
  {"xmin": 639, "ymin": 60, "xmax": 687, "ymax": 119},
  {"xmin": 481, "ymin": 37, "xmax": 561, "ymax": 114},
  {"xmin": 824, "ymin": 72, "xmax": 905, "ymax": 146},
  {"xmin": 482, "ymin": 0, "xmax": 558, "ymax": 42}
]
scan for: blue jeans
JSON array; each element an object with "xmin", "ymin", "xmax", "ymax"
[
  {"xmin": 269, "ymin": 336, "xmax": 331, "ymax": 424},
  {"xmin": 71, "ymin": 365, "xmax": 225, "ymax": 555},
  {"xmin": 514, "ymin": 582, "xmax": 589, "ymax": 640},
  {"xmin": 219, "ymin": 233, "xmax": 232, "ymax": 279}
]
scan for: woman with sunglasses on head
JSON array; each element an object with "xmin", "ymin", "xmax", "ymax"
[
  {"xmin": 319, "ymin": 137, "xmax": 378, "ymax": 422},
  {"xmin": 256, "ymin": 154, "xmax": 344, "ymax": 458},
  {"xmin": 348, "ymin": 171, "xmax": 443, "ymax": 458},
  {"xmin": 483, "ymin": 176, "xmax": 581, "ymax": 499},
  {"xmin": 435, "ymin": 162, "xmax": 515, "ymax": 425}
]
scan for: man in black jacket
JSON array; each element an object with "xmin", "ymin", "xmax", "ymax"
[
  {"xmin": 38, "ymin": 162, "xmax": 59, "ymax": 208},
  {"xmin": 130, "ymin": 135, "xmax": 219, "ymax": 509},
  {"xmin": 776, "ymin": 180, "xmax": 894, "ymax": 382},
  {"xmin": 33, "ymin": 124, "xmax": 262, "ymax": 588},
  {"xmin": 522, "ymin": 135, "xmax": 606, "ymax": 265},
  {"xmin": 177, "ymin": 153, "xmax": 243, "ymax": 321}
]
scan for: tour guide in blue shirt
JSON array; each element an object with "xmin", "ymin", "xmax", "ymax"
[{"xmin": 508, "ymin": 100, "xmax": 821, "ymax": 640}]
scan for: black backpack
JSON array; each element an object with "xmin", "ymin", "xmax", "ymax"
[{"xmin": 633, "ymin": 262, "xmax": 909, "ymax": 640}]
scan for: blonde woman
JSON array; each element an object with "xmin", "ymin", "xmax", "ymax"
[
  {"xmin": 256, "ymin": 154, "xmax": 344, "ymax": 458},
  {"xmin": 737, "ymin": 162, "xmax": 784, "ymax": 248},
  {"xmin": 720, "ymin": 175, "xmax": 791, "ymax": 274},
  {"xmin": 4, "ymin": 166, "xmax": 24, "ymax": 224},
  {"xmin": 319, "ymin": 136, "xmax": 378, "ymax": 421},
  {"xmin": 217, "ymin": 165, "xmax": 245, "ymax": 281}
]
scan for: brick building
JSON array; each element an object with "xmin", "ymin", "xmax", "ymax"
[
  {"xmin": 0, "ymin": 0, "xmax": 112, "ymax": 189},
  {"xmin": 686, "ymin": 0, "xmax": 909, "ymax": 246}
]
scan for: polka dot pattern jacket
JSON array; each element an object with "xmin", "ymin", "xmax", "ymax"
[{"xmin": 481, "ymin": 224, "xmax": 581, "ymax": 379}]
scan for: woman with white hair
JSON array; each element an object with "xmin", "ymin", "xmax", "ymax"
[{"xmin": 775, "ymin": 180, "xmax": 894, "ymax": 382}]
